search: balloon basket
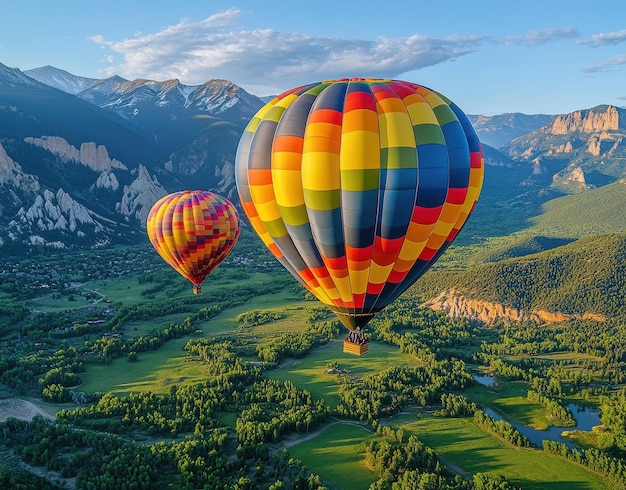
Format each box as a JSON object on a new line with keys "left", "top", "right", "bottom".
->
{"left": 343, "top": 339, "right": 369, "bottom": 356}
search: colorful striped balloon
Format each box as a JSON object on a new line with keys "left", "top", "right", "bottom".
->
{"left": 146, "top": 190, "right": 240, "bottom": 294}
{"left": 235, "top": 78, "right": 483, "bottom": 330}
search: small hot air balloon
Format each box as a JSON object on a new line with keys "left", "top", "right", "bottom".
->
{"left": 235, "top": 78, "right": 483, "bottom": 354}
{"left": 146, "top": 190, "right": 240, "bottom": 294}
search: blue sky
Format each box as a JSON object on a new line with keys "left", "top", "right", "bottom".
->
{"left": 2, "top": 0, "right": 626, "bottom": 115}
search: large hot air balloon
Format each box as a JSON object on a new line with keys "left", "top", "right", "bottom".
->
{"left": 235, "top": 78, "right": 483, "bottom": 353}
{"left": 146, "top": 190, "right": 240, "bottom": 294}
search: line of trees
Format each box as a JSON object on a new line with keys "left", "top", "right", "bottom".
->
{"left": 433, "top": 393, "right": 479, "bottom": 418}
{"left": 543, "top": 440, "right": 626, "bottom": 487}
{"left": 473, "top": 410, "right": 533, "bottom": 448}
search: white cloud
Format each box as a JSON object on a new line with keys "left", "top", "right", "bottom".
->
{"left": 498, "top": 27, "right": 579, "bottom": 46}
{"left": 583, "top": 54, "right": 626, "bottom": 73}
{"left": 91, "top": 9, "right": 483, "bottom": 93}
{"left": 522, "top": 27, "right": 579, "bottom": 45}
{"left": 578, "top": 29, "right": 626, "bottom": 47}
{"left": 90, "top": 10, "right": 581, "bottom": 95}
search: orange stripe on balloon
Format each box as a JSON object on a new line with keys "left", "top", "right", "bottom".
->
{"left": 346, "top": 245, "right": 373, "bottom": 262}
{"left": 248, "top": 169, "right": 273, "bottom": 186}
{"left": 272, "top": 135, "right": 304, "bottom": 154}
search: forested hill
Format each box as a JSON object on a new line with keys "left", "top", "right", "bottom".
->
{"left": 413, "top": 233, "right": 626, "bottom": 319}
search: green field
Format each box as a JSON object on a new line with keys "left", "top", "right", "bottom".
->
{"left": 265, "top": 339, "right": 421, "bottom": 408}
{"left": 79, "top": 337, "right": 207, "bottom": 394}
{"left": 34, "top": 254, "right": 620, "bottom": 489}
{"left": 287, "top": 422, "right": 379, "bottom": 489}
{"left": 391, "top": 412, "right": 617, "bottom": 490}
{"left": 77, "top": 278, "right": 318, "bottom": 394}
{"left": 464, "top": 380, "right": 554, "bottom": 430}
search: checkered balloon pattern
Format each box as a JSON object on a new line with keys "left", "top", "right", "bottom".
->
{"left": 235, "top": 78, "right": 484, "bottom": 330}
{"left": 146, "top": 190, "right": 240, "bottom": 288}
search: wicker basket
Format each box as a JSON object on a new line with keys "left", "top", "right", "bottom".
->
{"left": 343, "top": 340, "right": 369, "bottom": 356}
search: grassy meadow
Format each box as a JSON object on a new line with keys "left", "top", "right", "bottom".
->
{"left": 78, "top": 336, "right": 207, "bottom": 394}
{"left": 464, "top": 381, "right": 552, "bottom": 430}
{"left": 54, "top": 257, "right": 614, "bottom": 489}
{"left": 265, "top": 339, "right": 420, "bottom": 408}
{"left": 390, "top": 412, "right": 618, "bottom": 490}
{"left": 286, "top": 422, "right": 379, "bottom": 489}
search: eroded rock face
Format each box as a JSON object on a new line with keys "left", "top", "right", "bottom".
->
{"left": 422, "top": 290, "right": 606, "bottom": 325}
{"left": 94, "top": 171, "right": 120, "bottom": 191}
{"left": 566, "top": 167, "right": 587, "bottom": 185}
{"left": 550, "top": 106, "right": 620, "bottom": 135}
{"left": 24, "top": 136, "right": 127, "bottom": 171}
{"left": 17, "top": 188, "right": 96, "bottom": 232}
{"left": 0, "top": 143, "right": 40, "bottom": 192}
{"left": 116, "top": 164, "right": 167, "bottom": 224}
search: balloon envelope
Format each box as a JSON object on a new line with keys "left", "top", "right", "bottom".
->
{"left": 235, "top": 78, "right": 483, "bottom": 329}
{"left": 146, "top": 190, "right": 240, "bottom": 293}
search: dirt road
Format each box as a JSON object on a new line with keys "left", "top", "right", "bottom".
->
{"left": 0, "top": 398, "right": 55, "bottom": 422}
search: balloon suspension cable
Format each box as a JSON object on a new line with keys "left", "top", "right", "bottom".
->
{"left": 331, "top": 309, "right": 376, "bottom": 331}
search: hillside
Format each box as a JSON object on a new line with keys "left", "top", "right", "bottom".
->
{"left": 528, "top": 179, "right": 626, "bottom": 237}
{"left": 413, "top": 233, "right": 626, "bottom": 320}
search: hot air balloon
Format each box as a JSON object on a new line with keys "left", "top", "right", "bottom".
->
{"left": 146, "top": 190, "right": 240, "bottom": 294}
{"left": 235, "top": 78, "right": 483, "bottom": 354}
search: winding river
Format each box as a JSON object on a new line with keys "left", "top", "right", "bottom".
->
{"left": 473, "top": 374, "right": 601, "bottom": 449}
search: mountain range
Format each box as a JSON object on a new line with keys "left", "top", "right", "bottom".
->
{"left": 0, "top": 63, "right": 625, "bottom": 255}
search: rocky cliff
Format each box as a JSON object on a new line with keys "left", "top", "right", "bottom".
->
{"left": 0, "top": 144, "right": 40, "bottom": 193}
{"left": 1, "top": 136, "right": 167, "bottom": 251}
{"left": 116, "top": 164, "right": 167, "bottom": 224}
{"left": 24, "top": 136, "right": 127, "bottom": 172}
{"left": 550, "top": 105, "right": 622, "bottom": 134}
{"left": 422, "top": 290, "right": 606, "bottom": 324}
{"left": 17, "top": 188, "right": 97, "bottom": 233}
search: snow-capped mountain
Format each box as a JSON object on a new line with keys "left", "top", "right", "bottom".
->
{"left": 23, "top": 65, "right": 265, "bottom": 186}
{"left": 25, "top": 65, "right": 100, "bottom": 95}
{"left": 0, "top": 63, "right": 45, "bottom": 89}
{"left": 0, "top": 63, "right": 267, "bottom": 253}
{"left": 25, "top": 65, "right": 263, "bottom": 127}
{"left": 2, "top": 62, "right": 625, "bottom": 256}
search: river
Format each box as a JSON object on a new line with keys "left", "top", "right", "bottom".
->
{"left": 472, "top": 374, "right": 601, "bottom": 449}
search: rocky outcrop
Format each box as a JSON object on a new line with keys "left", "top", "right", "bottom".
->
{"left": 531, "top": 158, "right": 548, "bottom": 175}
{"left": 94, "top": 171, "right": 120, "bottom": 191}
{"left": 422, "top": 290, "right": 606, "bottom": 324}
{"left": 213, "top": 161, "right": 237, "bottom": 199}
{"left": 117, "top": 164, "right": 167, "bottom": 224}
{"left": 24, "top": 136, "right": 127, "bottom": 171}
{"left": 16, "top": 188, "right": 98, "bottom": 233}
{"left": 587, "top": 135, "right": 601, "bottom": 156}
{"left": 565, "top": 167, "right": 588, "bottom": 186}
{"left": 0, "top": 143, "right": 40, "bottom": 192}
{"left": 550, "top": 105, "right": 621, "bottom": 134}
